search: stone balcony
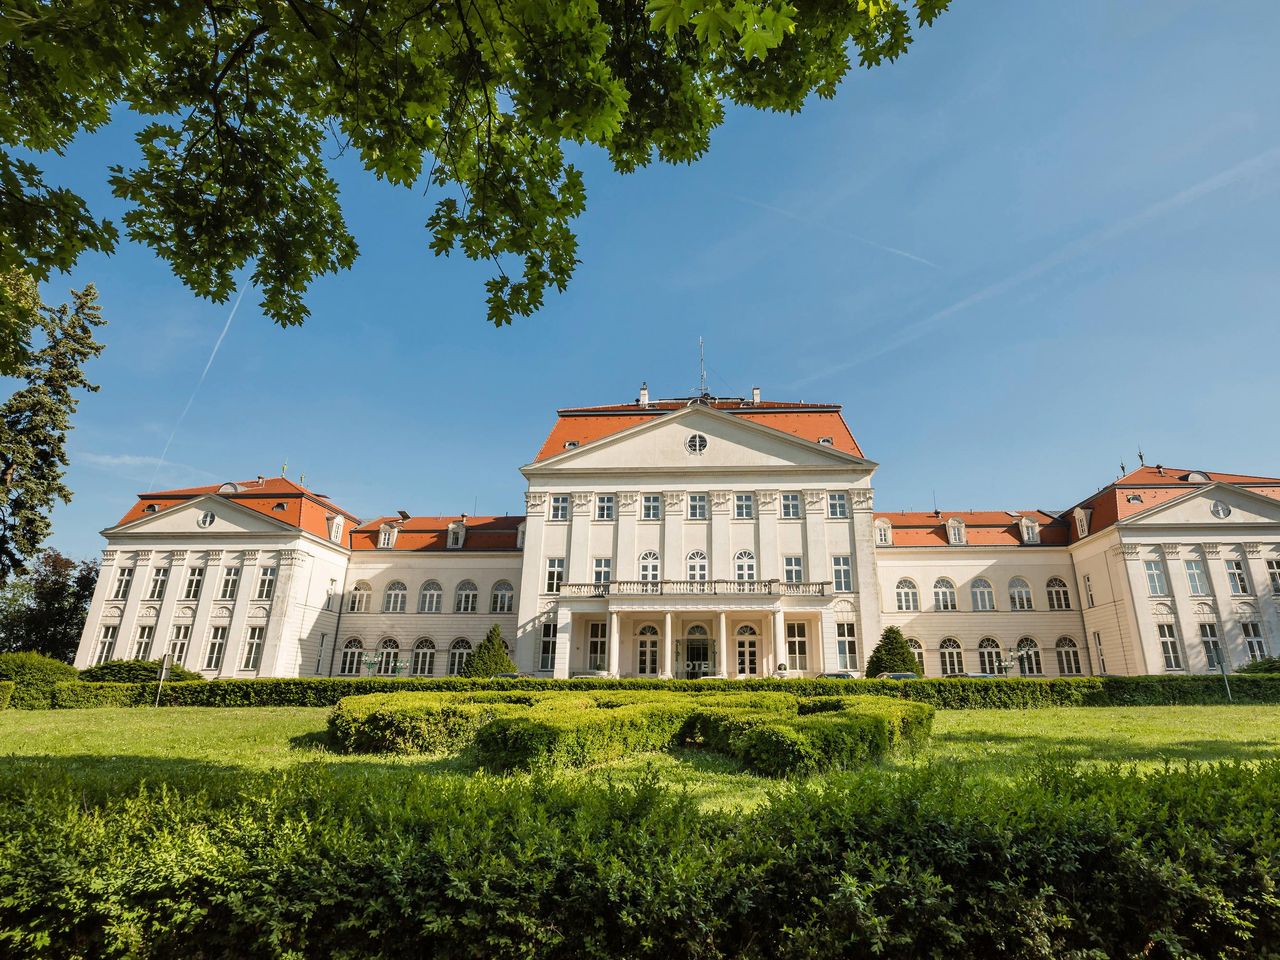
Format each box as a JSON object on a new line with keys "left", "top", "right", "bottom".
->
{"left": 559, "top": 579, "right": 830, "bottom": 598}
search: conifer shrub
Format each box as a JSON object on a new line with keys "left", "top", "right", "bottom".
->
{"left": 864, "top": 626, "right": 920, "bottom": 677}
{"left": 460, "top": 624, "right": 518, "bottom": 677}
{"left": 0, "top": 652, "right": 79, "bottom": 708}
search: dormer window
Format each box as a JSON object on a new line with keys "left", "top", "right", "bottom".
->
{"left": 1184, "top": 471, "right": 1211, "bottom": 483}
{"left": 329, "top": 516, "right": 344, "bottom": 543}
{"left": 1073, "top": 507, "right": 1092, "bottom": 539}
{"left": 516, "top": 521, "right": 527, "bottom": 550}
{"left": 946, "top": 518, "right": 967, "bottom": 545}
{"left": 818, "top": 437, "right": 834, "bottom": 446}
{"left": 447, "top": 521, "right": 465, "bottom": 549}
{"left": 378, "top": 525, "right": 397, "bottom": 549}
{"left": 143, "top": 504, "right": 158, "bottom": 513}
{"left": 875, "top": 519, "right": 892, "bottom": 545}
{"left": 1020, "top": 518, "right": 1040, "bottom": 544}
{"left": 271, "top": 502, "right": 287, "bottom": 511}
{"left": 1126, "top": 494, "right": 1143, "bottom": 504}
{"left": 564, "top": 440, "right": 579, "bottom": 449}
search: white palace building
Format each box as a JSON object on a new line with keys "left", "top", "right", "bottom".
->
{"left": 75, "top": 385, "right": 1280, "bottom": 680}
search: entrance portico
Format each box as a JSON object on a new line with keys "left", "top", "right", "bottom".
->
{"left": 555, "top": 580, "right": 833, "bottom": 678}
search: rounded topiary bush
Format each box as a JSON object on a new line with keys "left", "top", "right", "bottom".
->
{"left": 0, "top": 652, "right": 80, "bottom": 709}
{"left": 79, "top": 659, "right": 205, "bottom": 683}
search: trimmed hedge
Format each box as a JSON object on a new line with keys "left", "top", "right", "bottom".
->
{"left": 0, "top": 758, "right": 1277, "bottom": 958}
{"left": 44, "top": 672, "right": 1280, "bottom": 710}
{"left": 78, "top": 658, "right": 204, "bottom": 683}
{"left": 329, "top": 690, "right": 934, "bottom": 775}
{"left": 0, "top": 681, "right": 13, "bottom": 710}
{"left": 0, "top": 653, "right": 79, "bottom": 709}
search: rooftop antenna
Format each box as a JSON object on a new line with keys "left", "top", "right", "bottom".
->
{"left": 1137, "top": 446, "right": 1145, "bottom": 467}
{"left": 1120, "top": 460, "right": 1127, "bottom": 477}
{"left": 698, "top": 336, "right": 707, "bottom": 396}
{"left": 298, "top": 472, "right": 305, "bottom": 487}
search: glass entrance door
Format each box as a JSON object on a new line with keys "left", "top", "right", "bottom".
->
{"left": 683, "top": 624, "right": 712, "bottom": 678}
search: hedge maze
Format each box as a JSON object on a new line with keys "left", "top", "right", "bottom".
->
{"left": 328, "top": 689, "right": 934, "bottom": 775}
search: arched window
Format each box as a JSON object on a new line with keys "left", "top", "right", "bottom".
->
{"left": 637, "top": 624, "right": 659, "bottom": 675}
{"left": 455, "top": 580, "right": 478, "bottom": 613}
{"left": 1046, "top": 577, "right": 1072, "bottom": 611}
{"left": 1055, "top": 637, "right": 1081, "bottom": 675}
{"left": 348, "top": 582, "right": 371, "bottom": 613}
{"left": 490, "top": 580, "right": 514, "bottom": 614}
{"left": 419, "top": 580, "right": 443, "bottom": 613}
{"left": 638, "top": 551, "right": 661, "bottom": 583}
{"left": 382, "top": 581, "right": 407, "bottom": 613}
{"left": 340, "top": 637, "right": 363, "bottom": 675}
{"left": 736, "top": 624, "right": 759, "bottom": 676}
{"left": 1016, "top": 636, "right": 1042, "bottom": 674}
{"left": 939, "top": 637, "right": 963, "bottom": 675}
{"left": 933, "top": 578, "right": 957, "bottom": 611}
{"left": 687, "top": 550, "right": 708, "bottom": 581}
{"left": 978, "top": 637, "right": 1001, "bottom": 675}
{"left": 906, "top": 638, "right": 924, "bottom": 672}
{"left": 971, "top": 578, "right": 995, "bottom": 612}
{"left": 448, "top": 637, "right": 473, "bottom": 675}
{"left": 1009, "top": 577, "right": 1034, "bottom": 611}
{"left": 637, "top": 624, "right": 660, "bottom": 636}
{"left": 411, "top": 638, "right": 435, "bottom": 676}
{"left": 377, "top": 637, "right": 400, "bottom": 675}
{"left": 735, "top": 550, "right": 756, "bottom": 581}
{"left": 736, "top": 624, "right": 758, "bottom": 635}
{"left": 895, "top": 578, "right": 919, "bottom": 612}
{"left": 687, "top": 624, "right": 708, "bottom": 637}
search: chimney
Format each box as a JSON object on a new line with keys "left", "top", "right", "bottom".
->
{"left": 256, "top": 474, "right": 265, "bottom": 484}
{"left": 751, "top": 386, "right": 761, "bottom": 404}
{"left": 397, "top": 510, "right": 410, "bottom": 521}
{"left": 1156, "top": 464, "right": 1165, "bottom": 477}
{"left": 638, "top": 382, "right": 649, "bottom": 406}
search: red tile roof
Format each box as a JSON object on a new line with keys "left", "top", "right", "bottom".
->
{"left": 115, "top": 477, "right": 360, "bottom": 540}
{"left": 533, "top": 397, "right": 864, "bottom": 461}
{"left": 350, "top": 515, "right": 525, "bottom": 552}
{"left": 1068, "top": 465, "right": 1280, "bottom": 541}
{"left": 874, "top": 510, "right": 1068, "bottom": 547}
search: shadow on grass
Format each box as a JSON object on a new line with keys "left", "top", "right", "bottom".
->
{"left": 929, "top": 729, "right": 1280, "bottom": 767}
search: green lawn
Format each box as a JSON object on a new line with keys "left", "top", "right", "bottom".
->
{"left": 3, "top": 705, "right": 1279, "bottom": 811}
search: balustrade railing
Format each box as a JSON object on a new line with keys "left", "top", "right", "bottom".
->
{"left": 558, "top": 579, "right": 830, "bottom": 598}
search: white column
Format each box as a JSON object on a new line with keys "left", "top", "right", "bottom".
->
{"left": 663, "top": 611, "right": 673, "bottom": 678}
{"left": 717, "top": 610, "right": 728, "bottom": 677}
{"left": 773, "top": 608, "right": 786, "bottom": 675}
{"left": 608, "top": 610, "right": 621, "bottom": 676}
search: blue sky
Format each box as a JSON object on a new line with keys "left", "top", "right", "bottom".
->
{"left": 28, "top": 0, "right": 1280, "bottom": 558}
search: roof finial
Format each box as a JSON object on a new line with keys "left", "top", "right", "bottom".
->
{"left": 1137, "top": 447, "right": 1145, "bottom": 467}
{"left": 1120, "top": 460, "right": 1127, "bottom": 477}
{"left": 281, "top": 458, "right": 288, "bottom": 477}
{"left": 698, "top": 336, "right": 707, "bottom": 396}
{"left": 298, "top": 472, "right": 305, "bottom": 487}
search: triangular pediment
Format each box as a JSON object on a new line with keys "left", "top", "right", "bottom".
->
{"left": 110, "top": 495, "right": 297, "bottom": 536}
{"left": 524, "top": 405, "right": 875, "bottom": 474}
{"left": 1120, "top": 483, "right": 1280, "bottom": 528}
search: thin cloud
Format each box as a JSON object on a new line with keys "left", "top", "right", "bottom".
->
{"left": 791, "top": 144, "right": 1280, "bottom": 387}
{"left": 725, "top": 193, "right": 940, "bottom": 269}
{"left": 80, "top": 452, "right": 218, "bottom": 482}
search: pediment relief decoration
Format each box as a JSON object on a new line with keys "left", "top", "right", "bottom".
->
{"left": 524, "top": 492, "right": 547, "bottom": 512}
{"left": 851, "top": 489, "right": 874, "bottom": 510}
{"left": 102, "top": 550, "right": 117, "bottom": 564}
{"left": 104, "top": 605, "right": 123, "bottom": 620}
{"left": 242, "top": 551, "right": 259, "bottom": 563}
{"left": 664, "top": 490, "right": 686, "bottom": 510}
{"left": 572, "top": 492, "right": 593, "bottom": 510}
{"left": 1111, "top": 544, "right": 1139, "bottom": 560}
{"left": 616, "top": 491, "right": 638, "bottom": 510}
{"left": 804, "top": 489, "right": 825, "bottom": 508}
{"left": 1203, "top": 543, "right": 1221, "bottom": 558}
{"left": 1161, "top": 543, "right": 1181, "bottom": 559}
{"left": 135, "top": 550, "right": 152, "bottom": 563}
{"left": 711, "top": 490, "right": 732, "bottom": 509}
{"left": 205, "top": 550, "right": 222, "bottom": 564}
{"left": 249, "top": 606, "right": 270, "bottom": 619}
{"left": 213, "top": 606, "right": 233, "bottom": 619}
{"left": 176, "top": 606, "right": 196, "bottom": 620}
{"left": 832, "top": 599, "right": 857, "bottom": 615}
{"left": 755, "top": 490, "right": 777, "bottom": 509}
{"left": 169, "top": 550, "right": 187, "bottom": 564}
{"left": 1244, "top": 542, "right": 1262, "bottom": 557}
{"left": 140, "top": 606, "right": 158, "bottom": 619}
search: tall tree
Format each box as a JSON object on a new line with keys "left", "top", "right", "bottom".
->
{"left": 1, "top": 0, "right": 949, "bottom": 339}
{"left": 865, "top": 625, "right": 919, "bottom": 677}
{"left": 0, "top": 548, "right": 99, "bottom": 662}
{"left": 0, "top": 278, "right": 105, "bottom": 582}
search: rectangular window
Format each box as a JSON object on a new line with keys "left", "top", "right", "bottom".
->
{"left": 687, "top": 494, "right": 707, "bottom": 520}
{"left": 256, "top": 567, "right": 277, "bottom": 601}
{"left": 539, "top": 622, "right": 558, "bottom": 672}
{"left": 111, "top": 566, "right": 134, "bottom": 601}
{"left": 1269, "top": 560, "right": 1280, "bottom": 594}
{"left": 219, "top": 566, "right": 240, "bottom": 601}
{"left": 587, "top": 622, "right": 608, "bottom": 672}
{"left": 687, "top": 552, "right": 707, "bottom": 581}
{"left": 133, "top": 625, "right": 155, "bottom": 661}
{"left": 785, "top": 622, "right": 807, "bottom": 672}
{"left": 593, "top": 558, "right": 612, "bottom": 585}
{"left": 836, "top": 622, "right": 856, "bottom": 670}
{"left": 94, "top": 626, "right": 118, "bottom": 666}
{"left": 242, "top": 626, "right": 265, "bottom": 671}
{"left": 827, "top": 492, "right": 848, "bottom": 518}
{"left": 642, "top": 495, "right": 661, "bottom": 520}
{"left": 1243, "top": 621, "right": 1266, "bottom": 662}
{"left": 1158, "top": 623, "right": 1182, "bottom": 670}
{"left": 734, "top": 494, "right": 754, "bottom": 519}
{"left": 147, "top": 567, "right": 169, "bottom": 601}
{"left": 1185, "top": 560, "right": 1210, "bottom": 596}
{"left": 183, "top": 567, "right": 204, "bottom": 601}
{"left": 638, "top": 636, "right": 659, "bottom": 675}
{"left": 545, "top": 558, "right": 565, "bottom": 594}
{"left": 832, "top": 556, "right": 852, "bottom": 593}
{"left": 1225, "top": 559, "right": 1250, "bottom": 595}
{"left": 1200, "top": 622, "right": 1223, "bottom": 669}
{"left": 1145, "top": 560, "right": 1168, "bottom": 597}
{"left": 783, "top": 556, "right": 803, "bottom": 584}
{"left": 204, "top": 626, "right": 227, "bottom": 670}
{"left": 1084, "top": 574, "right": 1095, "bottom": 608}
{"left": 168, "top": 624, "right": 191, "bottom": 665}
{"left": 876, "top": 524, "right": 890, "bottom": 545}
{"left": 595, "top": 495, "right": 614, "bottom": 521}
{"left": 1092, "top": 631, "right": 1107, "bottom": 674}
{"left": 780, "top": 493, "right": 802, "bottom": 519}
{"left": 736, "top": 635, "right": 758, "bottom": 676}
{"left": 324, "top": 581, "right": 336, "bottom": 611}
{"left": 550, "top": 495, "right": 570, "bottom": 521}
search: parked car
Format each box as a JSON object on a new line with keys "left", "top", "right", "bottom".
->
{"left": 818, "top": 671, "right": 859, "bottom": 680}
{"left": 951, "top": 672, "right": 998, "bottom": 678}
{"left": 875, "top": 672, "right": 919, "bottom": 680}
